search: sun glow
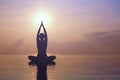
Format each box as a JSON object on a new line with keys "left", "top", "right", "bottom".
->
{"left": 34, "top": 13, "right": 50, "bottom": 26}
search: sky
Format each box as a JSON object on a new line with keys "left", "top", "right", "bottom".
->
{"left": 0, "top": 0, "right": 120, "bottom": 55}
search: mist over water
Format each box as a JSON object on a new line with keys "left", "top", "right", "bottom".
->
{"left": 0, "top": 54, "right": 120, "bottom": 80}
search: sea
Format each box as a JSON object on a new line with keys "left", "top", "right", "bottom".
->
{"left": 0, "top": 54, "right": 120, "bottom": 80}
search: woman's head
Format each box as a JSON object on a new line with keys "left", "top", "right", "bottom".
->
{"left": 39, "top": 33, "right": 45, "bottom": 40}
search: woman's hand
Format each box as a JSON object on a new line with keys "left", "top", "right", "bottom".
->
{"left": 40, "top": 21, "right": 44, "bottom": 26}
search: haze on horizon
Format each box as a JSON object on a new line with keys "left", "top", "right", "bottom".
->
{"left": 0, "top": 0, "right": 120, "bottom": 55}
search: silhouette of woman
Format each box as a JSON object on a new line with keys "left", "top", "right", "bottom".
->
{"left": 28, "top": 21, "right": 56, "bottom": 64}
{"left": 37, "top": 21, "right": 47, "bottom": 60}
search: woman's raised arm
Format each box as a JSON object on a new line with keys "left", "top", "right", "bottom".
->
{"left": 42, "top": 22, "right": 48, "bottom": 42}
{"left": 37, "top": 23, "right": 42, "bottom": 41}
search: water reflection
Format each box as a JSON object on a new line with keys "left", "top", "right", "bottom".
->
{"left": 28, "top": 61, "right": 56, "bottom": 80}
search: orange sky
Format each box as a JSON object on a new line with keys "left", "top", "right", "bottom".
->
{"left": 0, "top": 0, "right": 120, "bottom": 55}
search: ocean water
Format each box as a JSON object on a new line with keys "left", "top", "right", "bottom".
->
{"left": 0, "top": 54, "right": 120, "bottom": 80}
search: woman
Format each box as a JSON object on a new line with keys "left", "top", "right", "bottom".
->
{"left": 28, "top": 21, "right": 56, "bottom": 64}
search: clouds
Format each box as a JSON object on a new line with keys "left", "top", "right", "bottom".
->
{"left": 47, "top": 29, "right": 120, "bottom": 55}
{"left": 86, "top": 29, "right": 120, "bottom": 43}
{"left": 0, "top": 39, "right": 24, "bottom": 54}
{"left": 8, "top": 39, "right": 24, "bottom": 54}
{"left": 86, "top": 29, "right": 120, "bottom": 54}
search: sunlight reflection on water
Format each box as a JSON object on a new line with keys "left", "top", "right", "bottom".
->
{"left": 0, "top": 54, "right": 120, "bottom": 80}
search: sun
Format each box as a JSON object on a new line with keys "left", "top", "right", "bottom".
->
{"left": 34, "top": 13, "right": 50, "bottom": 26}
